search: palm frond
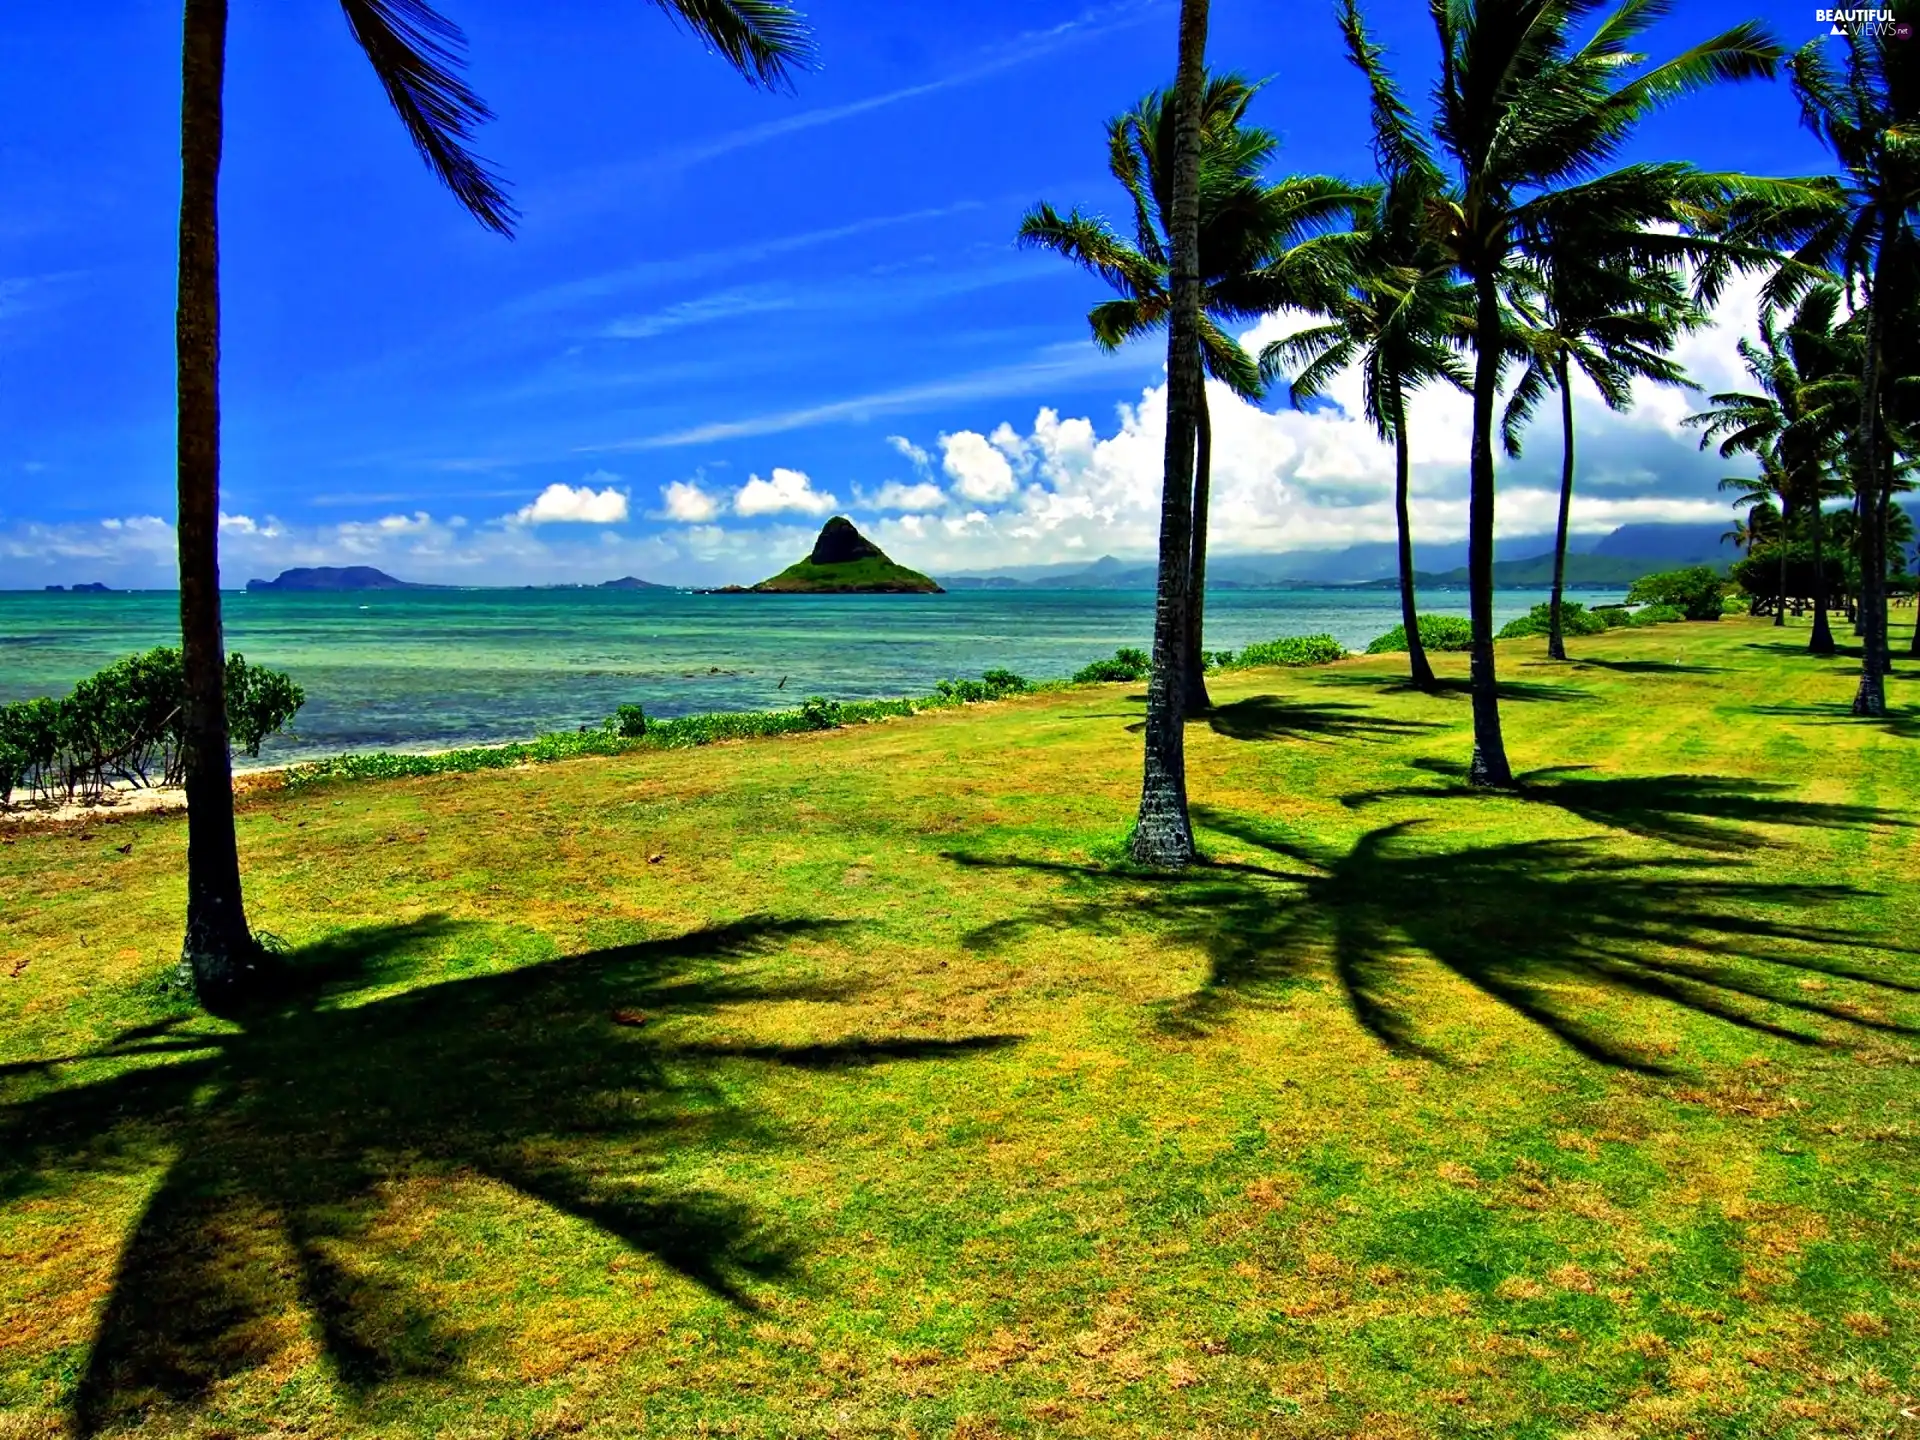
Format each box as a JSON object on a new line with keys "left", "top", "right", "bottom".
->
{"left": 340, "top": 0, "right": 516, "bottom": 234}
{"left": 642, "top": 0, "right": 815, "bottom": 89}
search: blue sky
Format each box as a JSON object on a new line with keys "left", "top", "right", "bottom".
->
{"left": 0, "top": 0, "right": 1840, "bottom": 587}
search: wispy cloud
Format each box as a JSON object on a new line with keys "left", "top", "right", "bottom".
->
{"left": 583, "top": 344, "right": 1163, "bottom": 452}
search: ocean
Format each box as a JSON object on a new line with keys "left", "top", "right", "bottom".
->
{"left": 0, "top": 586, "right": 1619, "bottom": 764}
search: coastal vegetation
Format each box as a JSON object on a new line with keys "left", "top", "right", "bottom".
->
{"left": 741, "top": 518, "right": 944, "bottom": 594}
{"left": 4, "top": 617, "right": 1916, "bottom": 1436}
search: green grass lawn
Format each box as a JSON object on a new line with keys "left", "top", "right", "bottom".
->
{"left": 2, "top": 616, "right": 1916, "bottom": 1439}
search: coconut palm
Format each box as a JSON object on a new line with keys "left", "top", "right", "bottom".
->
{"left": 1340, "top": 0, "right": 1785, "bottom": 786}
{"left": 1259, "top": 175, "right": 1469, "bottom": 690}
{"left": 1781, "top": 9, "right": 1919, "bottom": 705}
{"left": 172, "top": 0, "right": 811, "bottom": 1008}
{"left": 1125, "top": 0, "right": 1210, "bottom": 868}
{"left": 1501, "top": 255, "right": 1702, "bottom": 659}
{"left": 1018, "top": 76, "right": 1362, "bottom": 712}
{"left": 1686, "top": 286, "right": 1854, "bottom": 654}
{"left": 1719, "top": 467, "right": 1789, "bottom": 620}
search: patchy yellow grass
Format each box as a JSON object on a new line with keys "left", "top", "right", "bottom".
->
{"left": 1, "top": 615, "right": 1916, "bottom": 1437}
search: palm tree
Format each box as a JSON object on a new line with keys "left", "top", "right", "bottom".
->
{"left": 1128, "top": 0, "right": 1209, "bottom": 868}
{"left": 1686, "top": 286, "right": 1854, "bottom": 654}
{"left": 1719, "top": 468, "right": 1788, "bottom": 619}
{"left": 1260, "top": 175, "right": 1469, "bottom": 690}
{"left": 1018, "top": 77, "right": 1362, "bottom": 712}
{"left": 1340, "top": 0, "right": 1784, "bottom": 786}
{"left": 173, "top": 0, "right": 811, "bottom": 1007}
{"left": 1783, "top": 10, "right": 1918, "bottom": 707}
{"left": 1502, "top": 256, "right": 1702, "bottom": 659}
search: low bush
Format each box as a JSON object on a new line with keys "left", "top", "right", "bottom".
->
{"left": 1630, "top": 604, "right": 1686, "bottom": 626}
{"left": 933, "top": 669, "right": 1031, "bottom": 704}
{"left": 800, "top": 696, "right": 843, "bottom": 730}
{"left": 1591, "top": 605, "right": 1633, "bottom": 629}
{"left": 1626, "top": 566, "right": 1726, "bottom": 621}
{"left": 605, "top": 703, "right": 648, "bottom": 739}
{"left": 1364, "top": 614, "right": 1474, "bottom": 654}
{"left": 1496, "top": 601, "right": 1610, "bottom": 640}
{"left": 1216, "top": 633, "right": 1346, "bottom": 670}
{"left": 1072, "top": 647, "right": 1152, "bottom": 684}
{"left": 1, "top": 647, "right": 303, "bottom": 807}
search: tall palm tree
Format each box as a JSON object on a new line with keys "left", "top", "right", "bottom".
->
{"left": 173, "top": 0, "right": 811, "bottom": 1007}
{"left": 1686, "top": 286, "right": 1854, "bottom": 655}
{"left": 1341, "top": 0, "right": 1783, "bottom": 787}
{"left": 1719, "top": 466, "right": 1789, "bottom": 620}
{"left": 1128, "top": 0, "right": 1209, "bottom": 868}
{"left": 1502, "top": 256, "right": 1701, "bottom": 659}
{"left": 1260, "top": 175, "right": 1469, "bottom": 690}
{"left": 1782, "top": 8, "right": 1918, "bottom": 708}
{"left": 1018, "top": 77, "right": 1362, "bottom": 712}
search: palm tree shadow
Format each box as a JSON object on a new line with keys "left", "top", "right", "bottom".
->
{"left": 1747, "top": 701, "right": 1920, "bottom": 741}
{"left": 1115, "top": 695, "right": 1444, "bottom": 743}
{"left": 1565, "top": 658, "right": 1727, "bottom": 675}
{"left": 950, "top": 809, "right": 1914, "bottom": 1072}
{"left": 1310, "top": 673, "right": 1596, "bottom": 703}
{"left": 1342, "top": 757, "right": 1912, "bottom": 853}
{"left": 0, "top": 915, "right": 1019, "bottom": 1434}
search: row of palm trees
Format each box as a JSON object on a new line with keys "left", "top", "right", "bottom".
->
{"left": 1026, "top": 0, "right": 1914, "bottom": 866}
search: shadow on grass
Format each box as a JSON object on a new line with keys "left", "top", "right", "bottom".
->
{"left": 1309, "top": 673, "right": 1596, "bottom": 704}
{"left": 1341, "top": 758, "right": 1910, "bottom": 853}
{"left": 1114, "top": 695, "right": 1444, "bottom": 744}
{"left": 1563, "top": 658, "right": 1727, "bottom": 676}
{"left": 0, "top": 915, "right": 1018, "bottom": 1434}
{"left": 1747, "top": 701, "right": 1920, "bottom": 741}
{"left": 951, "top": 808, "right": 1913, "bottom": 1071}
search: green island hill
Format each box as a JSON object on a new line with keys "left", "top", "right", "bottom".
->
{"left": 728, "top": 515, "right": 944, "bottom": 593}
{"left": 3, "top": 613, "right": 1917, "bottom": 1436}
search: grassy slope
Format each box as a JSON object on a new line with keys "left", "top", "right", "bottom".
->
{"left": 754, "top": 556, "right": 942, "bottom": 592}
{"left": 1, "top": 617, "right": 1916, "bottom": 1439}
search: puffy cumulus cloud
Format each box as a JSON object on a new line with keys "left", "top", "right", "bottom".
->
{"left": 940, "top": 430, "right": 1018, "bottom": 503}
{"left": 856, "top": 480, "right": 947, "bottom": 512}
{"left": 657, "top": 478, "right": 723, "bottom": 523}
{"left": 733, "top": 466, "right": 837, "bottom": 517}
{"left": 218, "top": 512, "right": 282, "bottom": 538}
{"left": 513, "top": 475, "right": 631, "bottom": 525}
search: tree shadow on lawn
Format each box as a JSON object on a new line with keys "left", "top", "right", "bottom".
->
{"left": 1747, "top": 701, "right": 1920, "bottom": 741}
{"left": 1341, "top": 758, "right": 1911, "bottom": 854}
{"left": 0, "top": 915, "right": 1019, "bottom": 1435}
{"left": 951, "top": 809, "right": 1915, "bottom": 1071}
{"left": 1309, "top": 673, "right": 1597, "bottom": 704}
{"left": 1562, "top": 657, "right": 1727, "bottom": 676}
{"left": 1112, "top": 696, "right": 1444, "bottom": 744}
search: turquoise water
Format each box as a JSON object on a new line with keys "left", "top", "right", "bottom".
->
{"left": 0, "top": 587, "right": 1617, "bottom": 764}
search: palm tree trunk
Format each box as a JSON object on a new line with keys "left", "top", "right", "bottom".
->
{"left": 1808, "top": 494, "right": 1835, "bottom": 655}
{"left": 1183, "top": 385, "right": 1213, "bottom": 714}
{"left": 177, "top": 0, "right": 262, "bottom": 1009}
{"left": 1130, "top": 0, "right": 1207, "bottom": 867}
{"left": 1390, "top": 384, "right": 1434, "bottom": 689}
{"left": 1547, "top": 352, "right": 1575, "bottom": 663}
{"left": 1465, "top": 270, "right": 1513, "bottom": 788}
{"left": 1774, "top": 511, "right": 1788, "bottom": 626}
{"left": 1852, "top": 242, "right": 1890, "bottom": 716}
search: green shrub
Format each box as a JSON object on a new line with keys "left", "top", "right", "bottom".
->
{"left": 1626, "top": 566, "right": 1726, "bottom": 621}
{"left": 1364, "top": 614, "right": 1474, "bottom": 654}
{"left": 0, "top": 647, "right": 302, "bottom": 805}
{"left": 1591, "top": 605, "right": 1632, "bottom": 629}
{"left": 1630, "top": 603, "right": 1686, "bottom": 626}
{"left": 979, "top": 668, "right": 1031, "bottom": 694}
{"left": 933, "top": 669, "right": 1032, "bottom": 704}
{"left": 800, "top": 696, "right": 844, "bottom": 730}
{"left": 1496, "top": 601, "right": 1609, "bottom": 640}
{"left": 1072, "top": 647, "right": 1152, "bottom": 684}
{"left": 1217, "top": 633, "right": 1346, "bottom": 670}
{"left": 606, "top": 703, "right": 648, "bottom": 738}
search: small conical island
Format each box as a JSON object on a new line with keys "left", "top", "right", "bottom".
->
{"left": 743, "top": 516, "right": 943, "bottom": 593}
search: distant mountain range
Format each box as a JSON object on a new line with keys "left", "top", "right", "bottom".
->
{"left": 936, "top": 521, "right": 1741, "bottom": 591}
{"left": 244, "top": 567, "right": 674, "bottom": 593}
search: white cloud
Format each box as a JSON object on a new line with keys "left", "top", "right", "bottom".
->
{"left": 658, "top": 478, "right": 723, "bottom": 522}
{"left": 219, "top": 512, "right": 282, "bottom": 538}
{"left": 733, "top": 466, "right": 838, "bottom": 517}
{"left": 886, "top": 434, "right": 932, "bottom": 472}
{"left": 940, "top": 430, "right": 1018, "bottom": 502}
{"left": 857, "top": 480, "right": 947, "bottom": 512}
{"left": 514, "top": 477, "right": 630, "bottom": 525}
